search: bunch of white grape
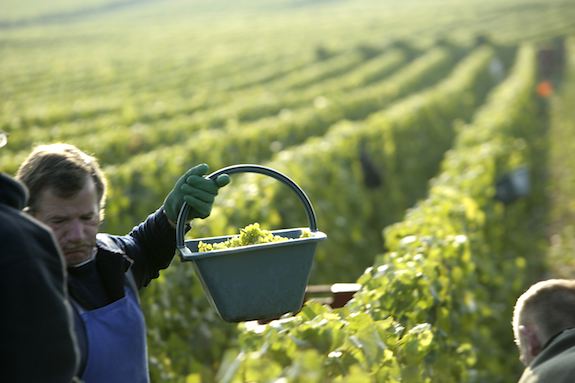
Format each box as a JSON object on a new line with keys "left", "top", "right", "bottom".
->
{"left": 198, "top": 223, "right": 311, "bottom": 252}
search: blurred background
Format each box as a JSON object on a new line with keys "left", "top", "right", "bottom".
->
{"left": 2, "top": 0, "right": 575, "bottom": 382}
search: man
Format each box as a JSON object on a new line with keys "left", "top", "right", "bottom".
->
{"left": 1, "top": 134, "right": 79, "bottom": 382}
{"left": 16, "top": 143, "right": 230, "bottom": 383}
{"left": 512, "top": 278, "right": 575, "bottom": 382}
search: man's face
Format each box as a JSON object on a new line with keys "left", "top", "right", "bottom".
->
{"left": 32, "top": 177, "right": 100, "bottom": 266}
{"left": 518, "top": 338, "right": 531, "bottom": 366}
{"left": 517, "top": 324, "right": 540, "bottom": 366}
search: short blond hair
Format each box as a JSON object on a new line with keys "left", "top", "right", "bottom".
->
{"left": 513, "top": 279, "right": 575, "bottom": 346}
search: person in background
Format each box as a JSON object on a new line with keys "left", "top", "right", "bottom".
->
{"left": 16, "top": 143, "right": 230, "bottom": 383}
{"left": 0, "top": 133, "right": 80, "bottom": 382}
{"left": 513, "top": 278, "right": 575, "bottom": 382}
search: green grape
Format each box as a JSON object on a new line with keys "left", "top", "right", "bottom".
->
{"left": 198, "top": 223, "right": 311, "bottom": 252}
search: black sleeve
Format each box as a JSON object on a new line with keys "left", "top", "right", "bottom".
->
{"left": 109, "top": 207, "right": 180, "bottom": 289}
{"left": 0, "top": 209, "right": 79, "bottom": 383}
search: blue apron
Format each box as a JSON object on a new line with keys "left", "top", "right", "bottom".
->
{"left": 77, "top": 284, "right": 149, "bottom": 383}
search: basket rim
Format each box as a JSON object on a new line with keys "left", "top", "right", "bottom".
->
{"left": 181, "top": 227, "right": 326, "bottom": 260}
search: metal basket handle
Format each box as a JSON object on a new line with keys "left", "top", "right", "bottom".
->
{"left": 176, "top": 164, "right": 319, "bottom": 257}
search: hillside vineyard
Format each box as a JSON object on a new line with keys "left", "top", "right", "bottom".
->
{"left": 1, "top": 0, "right": 574, "bottom": 381}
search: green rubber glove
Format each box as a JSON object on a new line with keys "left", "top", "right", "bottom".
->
{"left": 163, "top": 163, "right": 230, "bottom": 224}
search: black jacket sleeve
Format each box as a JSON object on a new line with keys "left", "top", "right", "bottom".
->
{"left": 105, "top": 207, "right": 179, "bottom": 289}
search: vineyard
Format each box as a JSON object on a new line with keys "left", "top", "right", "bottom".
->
{"left": 2, "top": 0, "right": 575, "bottom": 382}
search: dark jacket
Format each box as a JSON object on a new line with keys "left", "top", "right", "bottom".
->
{"left": 68, "top": 207, "right": 177, "bottom": 310}
{"left": 518, "top": 328, "right": 575, "bottom": 382}
{"left": 68, "top": 207, "right": 179, "bottom": 375}
{"left": 0, "top": 173, "right": 79, "bottom": 382}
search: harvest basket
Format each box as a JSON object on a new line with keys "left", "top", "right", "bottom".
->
{"left": 176, "top": 164, "right": 327, "bottom": 322}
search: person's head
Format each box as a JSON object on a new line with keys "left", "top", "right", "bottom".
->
{"left": 512, "top": 279, "right": 575, "bottom": 366}
{"left": 16, "top": 143, "right": 107, "bottom": 266}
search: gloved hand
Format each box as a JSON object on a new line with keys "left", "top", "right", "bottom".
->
{"left": 163, "top": 163, "right": 230, "bottom": 224}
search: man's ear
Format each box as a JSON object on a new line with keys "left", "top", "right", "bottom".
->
{"left": 519, "top": 325, "right": 542, "bottom": 365}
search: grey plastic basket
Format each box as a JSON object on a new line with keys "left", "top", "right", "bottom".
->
{"left": 176, "top": 164, "right": 327, "bottom": 322}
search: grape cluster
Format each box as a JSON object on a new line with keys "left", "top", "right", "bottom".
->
{"left": 198, "top": 223, "right": 311, "bottom": 252}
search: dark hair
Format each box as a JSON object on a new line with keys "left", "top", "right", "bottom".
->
{"left": 16, "top": 143, "right": 107, "bottom": 217}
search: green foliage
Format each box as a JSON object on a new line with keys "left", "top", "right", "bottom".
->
{"left": 96, "top": 44, "right": 460, "bottom": 236}
{"left": 222, "top": 43, "right": 546, "bottom": 382}
{"left": 1, "top": 1, "right": 571, "bottom": 381}
{"left": 140, "top": 43, "right": 502, "bottom": 381}
{"left": 546, "top": 36, "right": 575, "bottom": 277}
{"left": 197, "top": 223, "right": 310, "bottom": 252}
{"left": 210, "top": 45, "right": 498, "bottom": 284}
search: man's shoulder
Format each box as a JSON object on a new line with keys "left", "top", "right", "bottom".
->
{"left": 526, "top": 354, "right": 575, "bottom": 383}
{"left": 96, "top": 233, "right": 125, "bottom": 254}
{"left": 526, "top": 331, "right": 575, "bottom": 383}
{"left": 95, "top": 233, "right": 136, "bottom": 272}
